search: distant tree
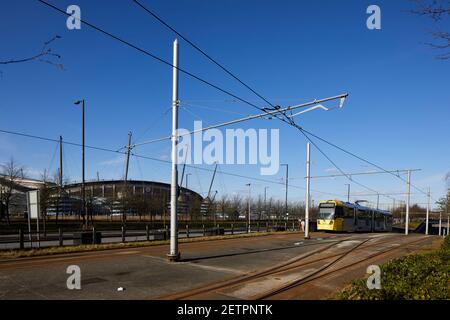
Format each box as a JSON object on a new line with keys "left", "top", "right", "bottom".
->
{"left": 436, "top": 189, "right": 450, "bottom": 213}
{"left": 51, "top": 170, "right": 68, "bottom": 224}
{"left": 189, "top": 197, "right": 202, "bottom": 221}
{"left": 255, "top": 195, "right": 264, "bottom": 220}
{"left": 218, "top": 195, "right": 229, "bottom": 220}
{"left": 410, "top": 0, "right": 450, "bottom": 59}
{"left": 0, "top": 158, "right": 23, "bottom": 224}
{"left": 38, "top": 170, "right": 53, "bottom": 235}
{"left": 229, "top": 194, "right": 243, "bottom": 221}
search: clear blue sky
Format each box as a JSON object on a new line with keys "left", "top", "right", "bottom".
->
{"left": 1, "top": 0, "right": 449, "bottom": 210}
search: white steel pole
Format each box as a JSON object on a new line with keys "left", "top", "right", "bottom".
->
{"left": 425, "top": 187, "right": 430, "bottom": 235}
{"left": 305, "top": 142, "right": 311, "bottom": 239}
{"left": 247, "top": 183, "right": 251, "bottom": 233}
{"left": 447, "top": 214, "right": 449, "bottom": 237}
{"left": 405, "top": 170, "right": 411, "bottom": 235}
{"left": 168, "top": 39, "right": 180, "bottom": 261}
{"left": 447, "top": 193, "right": 449, "bottom": 237}
{"left": 439, "top": 211, "right": 442, "bottom": 236}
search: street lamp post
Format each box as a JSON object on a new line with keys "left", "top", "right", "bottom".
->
{"left": 74, "top": 99, "right": 86, "bottom": 227}
{"left": 264, "top": 187, "right": 268, "bottom": 220}
{"left": 281, "top": 164, "right": 289, "bottom": 223}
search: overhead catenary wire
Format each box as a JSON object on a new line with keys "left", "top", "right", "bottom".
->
{"left": 132, "top": 93, "right": 348, "bottom": 148}
{"left": 299, "top": 128, "right": 438, "bottom": 202}
{"left": 118, "top": 2, "right": 399, "bottom": 204}
{"left": 132, "top": 0, "right": 276, "bottom": 110}
{"left": 130, "top": 0, "right": 395, "bottom": 202}
{"left": 181, "top": 102, "right": 248, "bottom": 117}
{"left": 0, "top": 128, "right": 344, "bottom": 198}
{"left": 37, "top": 0, "right": 270, "bottom": 115}
{"left": 46, "top": 141, "right": 59, "bottom": 177}
{"left": 132, "top": 105, "right": 172, "bottom": 145}
{"left": 37, "top": 0, "right": 355, "bottom": 201}
{"left": 38, "top": 0, "right": 436, "bottom": 204}
{"left": 37, "top": 0, "right": 322, "bottom": 145}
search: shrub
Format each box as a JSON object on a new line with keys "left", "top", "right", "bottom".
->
{"left": 339, "top": 236, "right": 450, "bottom": 300}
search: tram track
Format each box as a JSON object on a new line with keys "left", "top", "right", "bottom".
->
{"left": 159, "top": 236, "right": 356, "bottom": 299}
{"left": 255, "top": 235, "right": 431, "bottom": 300}
{"left": 160, "top": 234, "right": 420, "bottom": 300}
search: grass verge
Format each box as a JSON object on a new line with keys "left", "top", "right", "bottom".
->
{"left": 337, "top": 236, "right": 450, "bottom": 300}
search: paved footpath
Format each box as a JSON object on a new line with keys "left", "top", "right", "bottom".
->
{"left": 0, "top": 232, "right": 436, "bottom": 299}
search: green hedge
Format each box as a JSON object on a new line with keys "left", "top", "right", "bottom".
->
{"left": 339, "top": 236, "right": 450, "bottom": 300}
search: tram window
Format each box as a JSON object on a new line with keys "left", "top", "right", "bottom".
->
{"left": 334, "top": 206, "right": 344, "bottom": 218}
{"left": 375, "top": 212, "right": 379, "bottom": 221}
{"left": 357, "top": 209, "right": 365, "bottom": 219}
{"left": 318, "top": 204, "right": 335, "bottom": 220}
{"left": 343, "top": 207, "right": 354, "bottom": 218}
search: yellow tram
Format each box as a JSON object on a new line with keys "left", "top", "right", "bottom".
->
{"left": 317, "top": 200, "right": 393, "bottom": 232}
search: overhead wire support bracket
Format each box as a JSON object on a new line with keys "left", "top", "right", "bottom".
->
{"left": 131, "top": 93, "right": 348, "bottom": 148}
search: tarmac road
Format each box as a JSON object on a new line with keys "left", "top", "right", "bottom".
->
{"left": 0, "top": 232, "right": 436, "bottom": 300}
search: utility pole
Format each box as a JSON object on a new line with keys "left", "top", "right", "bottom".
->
{"left": 168, "top": 39, "right": 180, "bottom": 262}
{"left": 122, "top": 131, "right": 132, "bottom": 224}
{"left": 246, "top": 183, "right": 251, "bottom": 233}
{"left": 426, "top": 187, "right": 430, "bottom": 235}
{"left": 305, "top": 143, "right": 311, "bottom": 239}
{"left": 59, "top": 136, "right": 63, "bottom": 188}
{"left": 82, "top": 100, "right": 86, "bottom": 226}
{"left": 124, "top": 132, "right": 132, "bottom": 182}
{"left": 58, "top": 135, "right": 63, "bottom": 223}
{"left": 74, "top": 99, "right": 86, "bottom": 227}
{"left": 376, "top": 193, "right": 380, "bottom": 210}
{"left": 405, "top": 170, "right": 411, "bottom": 235}
{"left": 345, "top": 184, "right": 350, "bottom": 202}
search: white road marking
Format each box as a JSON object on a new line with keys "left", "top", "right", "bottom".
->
{"left": 141, "top": 254, "right": 244, "bottom": 275}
